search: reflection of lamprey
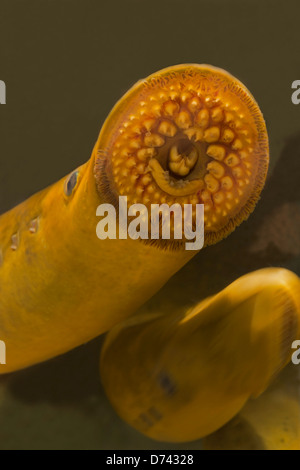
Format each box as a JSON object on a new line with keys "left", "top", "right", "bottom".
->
{"left": 100, "top": 268, "right": 300, "bottom": 443}
{"left": 0, "top": 64, "right": 268, "bottom": 373}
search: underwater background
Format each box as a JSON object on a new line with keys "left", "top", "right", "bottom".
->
{"left": 0, "top": 0, "right": 299, "bottom": 450}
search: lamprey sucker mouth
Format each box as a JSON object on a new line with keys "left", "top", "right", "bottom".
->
{"left": 95, "top": 64, "right": 269, "bottom": 246}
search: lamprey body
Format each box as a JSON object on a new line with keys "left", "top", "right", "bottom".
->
{"left": 101, "top": 268, "right": 300, "bottom": 442}
{"left": 0, "top": 65, "right": 268, "bottom": 372}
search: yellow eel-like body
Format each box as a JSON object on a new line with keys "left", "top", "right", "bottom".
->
{"left": 0, "top": 64, "right": 268, "bottom": 373}
{"left": 100, "top": 268, "right": 300, "bottom": 444}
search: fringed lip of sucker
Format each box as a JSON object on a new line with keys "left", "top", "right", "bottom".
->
{"left": 94, "top": 64, "right": 269, "bottom": 247}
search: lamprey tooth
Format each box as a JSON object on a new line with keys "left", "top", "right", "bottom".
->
{"left": 125, "top": 157, "right": 136, "bottom": 168}
{"left": 149, "top": 159, "right": 204, "bottom": 196}
{"left": 201, "top": 190, "right": 212, "bottom": 202}
{"left": 169, "top": 145, "right": 198, "bottom": 177}
{"left": 204, "top": 127, "right": 221, "bottom": 143}
{"left": 225, "top": 153, "right": 240, "bottom": 167}
{"left": 211, "top": 107, "right": 224, "bottom": 123}
{"left": 204, "top": 174, "right": 220, "bottom": 193}
{"left": 221, "top": 175, "right": 234, "bottom": 190}
{"left": 168, "top": 161, "right": 187, "bottom": 176}
{"left": 239, "top": 150, "right": 248, "bottom": 159}
{"left": 207, "top": 145, "right": 226, "bottom": 161}
{"left": 181, "top": 91, "right": 193, "bottom": 103}
{"left": 141, "top": 174, "right": 152, "bottom": 186}
{"left": 213, "top": 191, "right": 225, "bottom": 204}
{"left": 196, "top": 108, "right": 209, "bottom": 127}
{"left": 168, "top": 161, "right": 190, "bottom": 177}
{"left": 144, "top": 133, "right": 165, "bottom": 147}
{"left": 232, "top": 167, "right": 243, "bottom": 179}
{"left": 158, "top": 120, "right": 177, "bottom": 137}
{"left": 188, "top": 96, "right": 201, "bottom": 112}
{"left": 224, "top": 111, "right": 234, "bottom": 123}
{"left": 221, "top": 128, "right": 235, "bottom": 143}
{"left": 207, "top": 161, "right": 225, "bottom": 179}
{"left": 137, "top": 148, "right": 157, "bottom": 161}
{"left": 129, "top": 137, "right": 142, "bottom": 149}
{"left": 183, "top": 127, "right": 203, "bottom": 142}
{"left": 130, "top": 172, "right": 139, "bottom": 183}
{"left": 146, "top": 183, "right": 156, "bottom": 193}
{"left": 120, "top": 148, "right": 130, "bottom": 157}
{"left": 162, "top": 100, "right": 180, "bottom": 116}
{"left": 136, "top": 162, "right": 147, "bottom": 174}
{"left": 175, "top": 110, "right": 192, "bottom": 129}
{"left": 169, "top": 145, "right": 182, "bottom": 163}
{"left": 143, "top": 118, "right": 156, "bottom": 131}
{"left": 186, "top": 148, "right": 198, "bottom": 167}
{"left": 232, "top": 138, "right": 243, "bottom": 150}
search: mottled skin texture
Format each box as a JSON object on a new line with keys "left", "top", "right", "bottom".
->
{"left": 100, "top": 268, "right": 300, "bottom": 443}
{"left": 0, "top": 64, "right": 268, "bottom": 374}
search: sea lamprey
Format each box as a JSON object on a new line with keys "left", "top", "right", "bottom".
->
{"left": 0, "top": 64, "right": 268, "bottom": 373}
{"left": 98, "top": 64, "right": 269, "bottom": 245}
{"left": 100, "top": 268, "right": 300, "bottom": 443}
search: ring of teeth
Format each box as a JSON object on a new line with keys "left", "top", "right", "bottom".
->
{"left": 106, "top": 68, "right": 267, "bottom": 237}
